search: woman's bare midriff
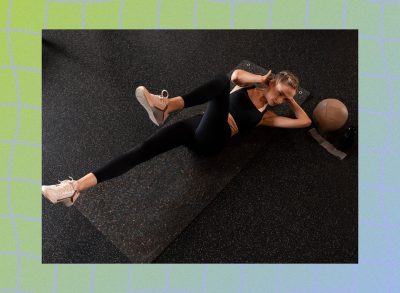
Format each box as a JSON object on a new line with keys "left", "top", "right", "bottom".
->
{"left": 227, "top": 87, "right": 267, "bottom": 137}
{"left": 227, "top": 113, "right": 239, "bottom": 137}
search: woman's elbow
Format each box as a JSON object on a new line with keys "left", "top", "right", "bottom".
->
{"left": 302, "top": 119, "right": 312, "bottom": 128}
{"left": 231, "top": 70, "right": 239, "bottom": 83}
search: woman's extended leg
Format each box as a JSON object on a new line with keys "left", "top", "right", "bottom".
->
{"left": 42, "top": 117, "right": 199, "bottom": 206}
{"left": 90, "top": 119, "right": 197, "bottom": 184}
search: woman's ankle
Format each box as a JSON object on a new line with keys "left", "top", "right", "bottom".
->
{"left": 166, "top": 96, "right": 185, "bottom": 115}
{"left": 76, "top": 173, "right": 98, "bottom": 192}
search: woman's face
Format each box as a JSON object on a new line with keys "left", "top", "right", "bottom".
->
{"left": 264, "top": 80, "right": 296, "bottom": 106}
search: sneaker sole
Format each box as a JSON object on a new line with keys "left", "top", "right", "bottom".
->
{"left": 61, "top": 197, "right": 74, "bottom": 207}
{"left": 42, "top": 186, "right": 74, "bottom": 207}
{"left": 135, "top": 86, "right": 161, "bottom": 126}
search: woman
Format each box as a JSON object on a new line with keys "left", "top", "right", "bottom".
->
{"left": 42, "top": 69, "right": 312, "bottom": 207}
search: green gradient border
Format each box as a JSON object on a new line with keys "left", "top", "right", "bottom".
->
{"left": 1, "top": 0, "right": 399, "bottom": 292}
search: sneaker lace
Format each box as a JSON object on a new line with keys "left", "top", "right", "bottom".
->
{"left": 155, "top": 90, "right": 169, "bottom": 105}
{"left": 55, "top": 176, "right": 76, "bottom": 193}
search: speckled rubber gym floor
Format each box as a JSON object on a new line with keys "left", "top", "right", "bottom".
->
{"left": 42, "top": 30, "right": 357, "bottom": 263}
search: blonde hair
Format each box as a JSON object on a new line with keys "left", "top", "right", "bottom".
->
{"left": 273, "top": 70, "right": 300, "bottom": 94}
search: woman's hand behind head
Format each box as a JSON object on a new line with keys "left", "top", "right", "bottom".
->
{"left": 260, "top": 70, "right": 274, "bottom": 87}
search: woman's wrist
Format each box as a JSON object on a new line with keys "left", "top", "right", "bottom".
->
{"left": 257, "top": 70, "right": 273, "bottom": 88}
{"left": 257, "top": 75, "right": 266, "bottom": 85}
{"left": 254, "top": 75, "right": 270, "bottom": 89}
{"left": 286, "top": 96, "right": 295, "bottom": 104}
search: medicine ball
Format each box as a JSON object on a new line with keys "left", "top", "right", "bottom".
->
{"left": 313, "top": 98, "right": 348, "bottom": 132}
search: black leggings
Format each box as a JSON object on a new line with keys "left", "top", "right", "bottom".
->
{"left": 92, "top": 73, "right": 232, "bottom": 184}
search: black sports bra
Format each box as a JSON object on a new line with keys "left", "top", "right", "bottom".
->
{"left": 229, "top": 85, "right": 268, "bottom": 132}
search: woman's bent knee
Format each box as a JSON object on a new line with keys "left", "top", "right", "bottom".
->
{"left": 215, "top": 73, "right": 231, "bottom": 90}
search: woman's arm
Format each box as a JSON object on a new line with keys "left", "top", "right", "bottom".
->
{"left": 231, "top": 69, "right": 270, "bottom": 87}
{"left": 285, "top": 97, "right": 311, "bottom": 122}
{"left": 259, "top": 110, "right": 312, "bottom": 128}
{"left": 258, "top": 102, "right": 312, "bottom": 129}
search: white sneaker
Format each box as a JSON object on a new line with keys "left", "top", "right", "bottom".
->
{"left": 42, "top": 176, "right": 80, "bottom": 207}
{"left": 135, "top": 86, "right": 169, "bottom": 126}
